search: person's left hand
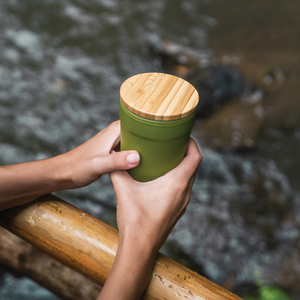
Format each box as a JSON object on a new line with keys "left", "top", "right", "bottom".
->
{"left": 54, "top": 120, "right": 140, "bottom": 189}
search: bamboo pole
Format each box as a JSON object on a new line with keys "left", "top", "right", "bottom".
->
{"left": 0, "top": 227, "right": 101, "bottom": 300}
{"left": 0, "top": 194, "right": 242, "bottom": 300}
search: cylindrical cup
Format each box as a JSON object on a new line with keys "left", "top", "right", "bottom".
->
{"left": 119, "top": 73, "right": 199, "bottom": 182}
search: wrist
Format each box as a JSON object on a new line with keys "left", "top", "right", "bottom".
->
{"left": 49, "top": 153, "right": 75, "bottom": 191}
{"left": 118, "top": 228, "right": 160, "bottom": 260}
{"left": 98, "top": 236, "right": 157, "bottom": 300}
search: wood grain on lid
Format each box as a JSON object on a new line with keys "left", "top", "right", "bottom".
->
{"left": 120, "top": 73, "right": 199, "bottom": 120}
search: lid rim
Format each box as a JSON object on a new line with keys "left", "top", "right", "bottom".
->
{"left": 120, "top": 72, "right": 199, "bottom": 121}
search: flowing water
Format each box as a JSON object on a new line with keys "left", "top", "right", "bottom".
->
{"left": 0, "top": 0, "right": 299, "bottom": 299}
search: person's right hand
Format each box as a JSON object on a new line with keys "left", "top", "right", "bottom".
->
{"left": 110, "top": 137, "right": 202, "bottom": 252}
{"left": 97, "top": 138, "right": 201, "bottom": 300}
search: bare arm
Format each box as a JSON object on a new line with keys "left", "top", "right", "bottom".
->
{"left": 0, "top": 121, "right": 140, "bottom": 211}
{"left": 0, "top": 120, "right": 201, "bottom": 300}
{"left": 98, "top": 138, "right": 202, "bottom": 300}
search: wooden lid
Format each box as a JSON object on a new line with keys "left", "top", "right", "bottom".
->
{"left": 120, "top": 73, "right": 199, "bottom": 121}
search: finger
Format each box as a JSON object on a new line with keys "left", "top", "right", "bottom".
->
{"left": 84, "top": 121, "right": 120, "bottom": 154}
{"left": 184, "top": 138, "right": 202, "bottom": 167}
{"left": 105, "top": 120, "right": 121, "bottom": 150}
{"left": 169, "top": 138, "right": 202, "bottom": 182}
{"left": 108, "top": 120, "right": 120, "bottom": 132}
{"left": 186, "top": 137, "right": 201, "bottom": 157}
{"left": 183, "top": 171, "right": 197, "bottom": 207}
{"left": 94, "top": 150, "right": 140, "bottom": 175}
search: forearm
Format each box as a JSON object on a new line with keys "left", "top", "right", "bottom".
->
{"left": 0, "top": 154, "right": 72, "bottom": 211}
{"left": 97, "top": 237, "right": 157, "bottom": 300}
{"left": 0, "top": 121, "right": 140, "bottom": 212}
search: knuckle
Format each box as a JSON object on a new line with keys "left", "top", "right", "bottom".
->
{"left": 104, "top": 120, "right": 119, "bottom": 135}
{"left": 195, "top": 151, "right": 202, "bottom": 165}
{"left": 112, "top": 154, "right": 121, "bottom": 167}
{"left": 109, "top": 120, "right": 120, "bottom": 131}
{"left": 111, "top": 153, "right": 127, "bottom": 169}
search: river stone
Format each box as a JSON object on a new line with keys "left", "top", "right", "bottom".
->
{"left": 150, "top": 40, "right": 257, "bottom": 118}
{"left": 263, "top": 64, "right": 300, "bottom": 131}
{"left": 186, "top": 65, "right": 253, "bottom": 117}
{"left": 149, "top": 39, "right": 202, "bottom": 71}
{"left": 199, "top": 0, "right": 300, "bottom": 132}
{"left": 193, "top": 99, "right": 266, "bottom": 151}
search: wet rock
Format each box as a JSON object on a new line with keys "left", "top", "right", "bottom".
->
{"left": 149, "top": 39, "right": 202, "bottom": 73}
{"left": 150, "top": 39, "right": 259, "bottom": 118}
{"left": 192, "top": 0, "right": 300, "bottom": 293}
{"left": 5, "top": 29, "right": 43, "bottom": 62}
{"left": 199, "top": 0, "right": 300, "bottom": 132}
{"left": 193, "top": 99, "right": 266, "bottom": 151}
{"left": 169, "top": 149, "right": 299, "bottom": 291}
{"left": 263, "top": 66, "right": 300, "bottom": 131}
{"left": 187, "top": 65, "right": 254, "bottom": 118}
{"left": 263, "top": 67, "right": 285, "bottom": 85}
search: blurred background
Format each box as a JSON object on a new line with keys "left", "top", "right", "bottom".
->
{"left": 0, "top": 0, "right": 299, "bottom": 299}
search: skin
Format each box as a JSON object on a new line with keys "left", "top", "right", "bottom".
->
{"left": 0, "top": 121, "right": 140, "bottom": 210}
{"left": 0, "top": 120, "right": 202, "bottom": 300}
{"left": 98, "top": 138, "right": 201, "bottom": 300}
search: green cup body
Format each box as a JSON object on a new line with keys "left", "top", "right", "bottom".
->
{"left": 120, "top": 100, "right": 196, "bottom": 182}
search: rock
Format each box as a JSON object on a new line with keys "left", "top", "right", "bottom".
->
{"left": 193, "top": 99, "right": 266, "bottom": 151}
{"left": 169, "top": 148, "right": 299, "bottom": 290}
{"left": 150, "top": 39, "right": 259, "bottom": 118}
{"left": 149, "top": 39, "right": 201, "bottom": 73}
{"left": 186, "top": 65, "right": 255, "bottom": 117}
{"left": 263, "top": 65, "right": 300, "bottom": 130}
{"left": 199, "top": 0, "right": 300, "bottom": 131}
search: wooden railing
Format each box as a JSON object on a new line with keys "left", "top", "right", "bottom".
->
{"left": 0, "top": 194, "right": 242, "bottom": 300}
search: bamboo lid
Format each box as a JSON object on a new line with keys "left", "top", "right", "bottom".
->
{"left": 120, "top": 73, "right": 199, "bottom": 121}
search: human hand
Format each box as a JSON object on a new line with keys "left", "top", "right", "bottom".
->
{"left": 97, "top": 138, "right": 201, "bottom": 300}
{"left": 54, "top": 120, "right": 140, "bottom": 189}
{"left": 110, "top": 138, "right": 202, "bottom": 252}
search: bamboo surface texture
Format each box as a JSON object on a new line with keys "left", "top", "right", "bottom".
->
{"left": 120, "top": 73, "right": 199, "bottom": 121}
{"left": 0, "top": 194, "right": 242, "bottom": 300}
{"left": 0, "top": 227, "right": 101, "bottom": 300}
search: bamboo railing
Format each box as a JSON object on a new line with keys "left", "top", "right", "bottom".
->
{"left": 0, "top": 227, "right": 101, "bottom": 300}
{"left": 0, "top": 194, "right": 242, "bottom": 299}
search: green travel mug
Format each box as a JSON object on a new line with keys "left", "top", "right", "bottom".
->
{"left": 120, "top": 72, "right": 199, "bottom": 182}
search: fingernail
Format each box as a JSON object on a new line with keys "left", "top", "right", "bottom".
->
{"left": 127, "top": 152, "right": 140, "bottom": 165}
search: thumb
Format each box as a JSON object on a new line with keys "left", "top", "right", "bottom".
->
{"left": 94, "top": 150, "right": 140, "bottom": 174}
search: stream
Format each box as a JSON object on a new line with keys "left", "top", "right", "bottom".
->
{"left": 0, "top": 0, "right": 299, "bottom": 299}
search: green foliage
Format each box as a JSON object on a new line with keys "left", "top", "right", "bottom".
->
{"left": 244, "top": 270, "right": 290, "bottom": 300}
{"left": 245, "top": 286, "right": 290, "bottom": 300}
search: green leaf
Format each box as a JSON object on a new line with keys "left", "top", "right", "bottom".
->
{"left": 260, "top": 286, "right": 290, "bottom": 300}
